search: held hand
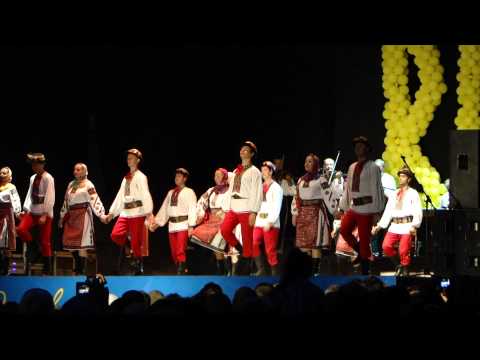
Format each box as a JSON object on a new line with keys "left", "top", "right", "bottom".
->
{"left": 371, "top": 225, "right": 380, "bottom": 236}
{"left": 249, "top": 213, "right": 256, "bottom": 227}
{"left": 39, "top": 214, "right": 47, "bottom": 225}
{"left": 334, "top": 210, "right": 344, "bottom": 219}
{"left": 106, "top": 214, "right": 114, "bottom": 224}
{"left": 149, "top": 223, "right": 159, "bottom": 232}
{"left": 146, "top": 214, "right": 155, "bottom": 225}
{"left": 409, "top": 227, "right": 417, "bottom": 236}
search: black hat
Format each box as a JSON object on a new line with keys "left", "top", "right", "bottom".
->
{"left": 352, "top": 136, "right": 372, "bottom": 151}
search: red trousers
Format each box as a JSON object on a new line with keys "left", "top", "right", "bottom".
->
{"left": 253, "top": 227, "right": 279, "bottom": 266}
{"left": 220, "top": 211, "right": 253, "bottom": 258}
{"left": 168, "top": 230, "right": 189, "bottom": 264}
{"left": 16, "top": 213, "right": 53, "bottom": 257}
{"left": 339, "top": 209, "right": 374, "bottom": 260}
{"left": 382, "top": 232, "right": 413, "bottom": 266}
{"left": 111, "top": 216, "right": 146, "bottom": 258}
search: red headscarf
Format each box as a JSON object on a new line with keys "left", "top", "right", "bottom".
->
{"left": 296, "top": 154, "right": 320, "bottom": 209}
{"left": 213, "top": 168, "right": 229, "bottom": 194}
{"left": 301, "top": 154, "right": 320, "bottom": 185}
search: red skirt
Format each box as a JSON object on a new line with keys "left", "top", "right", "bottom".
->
{"left": 296, "top": 204, "right": 332, "bottom": 249}
{"left": 63, "top": 205, "right": 89, "bottom": 249}
{"left": 192, "top": 213, "right": 223, "bottom": 244}
{"left": 335, "top": 227, "right": 359, "bottom": 257}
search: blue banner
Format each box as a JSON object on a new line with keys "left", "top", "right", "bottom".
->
{"left": 0, "top": 275, "right": 396, "bottom": 308}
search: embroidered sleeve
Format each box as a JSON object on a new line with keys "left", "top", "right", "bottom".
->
{"left": 109, "top": 178, "right": 125, "bottom": 218}
{"left": 155, "top": 191, "right": 171, "bottom": 227}
{"left": 10, "top": 186, "right": 22, "bottom": 215}
{"left": 266, "top": 185, "right": 283, "bottom": 224}
{"left": 88, "top": 183, "right": 105, "bottom": 218}
{"left": 43, "top": 175, "right": 55, "bottom": 216}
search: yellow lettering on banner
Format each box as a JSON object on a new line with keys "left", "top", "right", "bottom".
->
{"left": 0, "top": 290, "right": 7, "bottom": 305}
{"left": 53, "top": 288, "right": 64, "bottom": 308}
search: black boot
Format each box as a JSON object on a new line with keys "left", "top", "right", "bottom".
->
{"left": 232, "top": 256, "right": 245, "bottom": 276}
{"left": 225, "top": 257, "right": 233, "bottom": 276}
{"left": 134, "top": 257, "right": 144, "bottom": 275}
{"left": 271, "top": 264, "right": 280, "bottom": 276}
{"left": 360, "top": 259, "right": 370, "bottom": 275}
{"left": 312, "top": 257, "right": 320, "bottom": 276}
{"left": 72, "top": 251, "right": 85, "bottom": 275}
{"left": 398, "top": 265, "right": 409, "bottom": 277}
{"left": 0, "top": 252, "right": 9, "bottom": 275}
{"left": 254, "top": 256, "right": 267, "bottom": 276}
{"left": 177, "top": 262, "right": 188, "bottom": 275}
{"left": 216, "top": 259, "right": 226, "bottom": 275}
{"left": 42, "top": 256, "right": 51, "bottom": 275}
{"left": 388, "top": 256, "right": 401, "bottom": 275}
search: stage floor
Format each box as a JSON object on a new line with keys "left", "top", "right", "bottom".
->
{"left": 0, "top": 275, "right": 396, "bottom": 307}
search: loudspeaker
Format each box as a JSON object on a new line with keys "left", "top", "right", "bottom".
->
{"left": 454, "top": 209, "right": 480, "bottom": 276}
{"left": 418, "top": 209, "right": 456, "bottom": 275}
{"left": 450, "top": 130, "right": 480, "bottom": 209}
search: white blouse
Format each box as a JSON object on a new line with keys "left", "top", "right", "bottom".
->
{"left": 23, "top": 171, "right": 55, "bottom": 218}
{"left": 155, "top": 187, "right": 197, "bottom": 233}
{"left": 109, "top": 170, "right": 153, "bottom": 218}
{"left": 291, "top": 176, "right": 324, "bottom": 216}
{"left": 0, "top": 184, "right": 22, "bottom": 215}
{"left": 60, "top": 180, "right": 105, "bottom": 220}
{"left": 255, "top": 181, "right": 284, "bottom": 228}
{"left": 196, "top": 187, "right": 230, "bottom": 219}
{"left": 339, "top": 160, "right": 385, "bottom": 214}
{"left": 224, "top": 166, "right": 263, "bottom": 214}
{"left": 378, "top": 187, "right": 423, "bottom": 235}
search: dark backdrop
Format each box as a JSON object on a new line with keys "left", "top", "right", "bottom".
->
{"left": 1, "top": 43, "right": 459, "bottom": 273}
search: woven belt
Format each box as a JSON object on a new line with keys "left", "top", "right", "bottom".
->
{"left": 210, "top": 208, "right": 223, "bottom": 216}
{"left": 352, "top": 196, "right": 373, "bottom": 206}
{"left": 392, "top": 216, "right": 413, "bottom": 224}
{"left": 69, "top": 202, "right": 89, "bottom": 210}
{"left": 232, "top": 194, "right": 246, "bottom": 200}
{"left": 300, "top": 199, "right": 322, "bottom": 206}
{"left": 169, "top": 215, "right": 189, "bottom": 223}
{"left": 124, "top": 200, "right": 143, "bottom": 209}
{"left": 0, "top": 202, "right": 12, "bottom": 209}
{"left": 32, "top": 195, "right": 45, "bottom": 204}
{"left": 258, "top": 213, "right": 268, "bottom": 219}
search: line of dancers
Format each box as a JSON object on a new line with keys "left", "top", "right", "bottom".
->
{"left": 0, "top": 137, "right": 423, "bottom": 276}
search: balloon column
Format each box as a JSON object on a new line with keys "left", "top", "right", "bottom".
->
{"left": 454, "top": 45, "right": 480, "bottom": 129}
{"left": 381, "top": 45, "right": 448, "bottom": 207}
